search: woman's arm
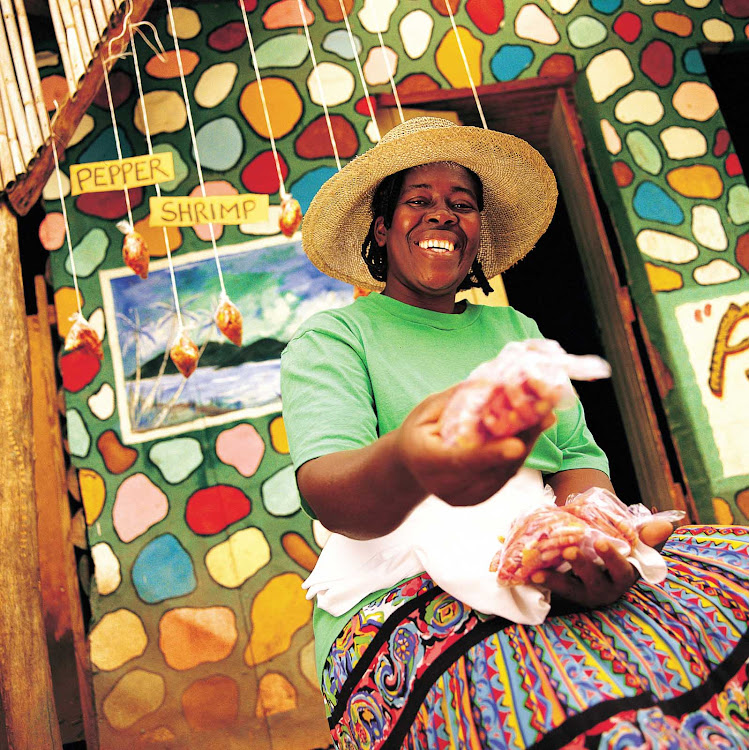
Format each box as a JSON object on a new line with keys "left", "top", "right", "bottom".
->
{"left": 299, "top": 387, "right": 556, "bottom": 540}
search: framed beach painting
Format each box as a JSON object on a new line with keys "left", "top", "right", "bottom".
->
{"left": 100, "top": 234, "right": 352, "bottom": 444}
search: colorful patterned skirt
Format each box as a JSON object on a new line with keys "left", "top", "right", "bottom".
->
{"left": 321, "top": 526, "right": 749, "bottom": 749}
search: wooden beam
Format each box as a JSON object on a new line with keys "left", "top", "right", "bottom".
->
{"left": 0, "top": 201, "right": 62, "bottom": 750}
{"left": 29, "top": 275, "right": 99, "bottom": 748}
{"left": 5, "top": 0, "right": 155, "bottom": 216}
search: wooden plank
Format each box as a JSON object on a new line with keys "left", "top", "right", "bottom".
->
{"left": 548, "top": 91, "right": 689, "bottom": 516}
{"left": 0, "top": 202, "right": 62, "bottom": 750}
{"left": 5, "top": 0, "right": 155, "bottom": 216}
{"left": 30, "top": 275, "right": 99, "bottom": 748}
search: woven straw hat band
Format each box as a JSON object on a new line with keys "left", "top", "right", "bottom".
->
{"left": 302, "top": 117, "right": 558, "bottom": 291}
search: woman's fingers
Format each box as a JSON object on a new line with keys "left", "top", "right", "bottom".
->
{"left": 638, "top": 519, "right": 674, "bottom": 551}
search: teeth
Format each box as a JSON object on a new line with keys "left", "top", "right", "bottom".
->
{"left": 418, "top": 239, "right": 455, "bottom": 253}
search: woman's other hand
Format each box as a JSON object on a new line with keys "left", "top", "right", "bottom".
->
{"left": 397, "top": 385, "right": 556, "bottom": 507}
{"left": 535, "top": 520, "right": 674, "bottom": 608}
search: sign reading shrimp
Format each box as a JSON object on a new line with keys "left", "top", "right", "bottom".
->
{"left": 70, "top": 152, "right": 175, "bottom": 195}
{"left": 149, "top": 194, "right": 269, "bottom": 226}
{"left": 675, "top": 291, "right": 749, "bottom": 477}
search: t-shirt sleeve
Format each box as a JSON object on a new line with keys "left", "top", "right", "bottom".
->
{"left": 280, "top": 322, "right": 378, "bottom": 473}
{"left": 517, "top": 312, "right": 610, "bottom": 477}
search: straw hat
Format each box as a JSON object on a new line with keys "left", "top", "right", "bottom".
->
{"left": 301, "top": 116, "right": 558, "bottom": 291}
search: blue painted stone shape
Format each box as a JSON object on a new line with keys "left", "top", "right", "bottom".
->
{"left": 79, "top": 126, "right": 133, "bottom": 163}
{"left": 590, "top": 0, "right": 621, "bottom": 14}
{"left": 195, "top": 116, "right": 244, "bottom": 172}
{"left": 131, "top": 534, "right": 197, "bottom": 603}
{"left": 322, "top": 29, "right": 362, "bottom": 61}
{"left": 290, "top": 166, "right": 339, "bottom": 213}
{"left": 153, "top": 144, "right": 188, "bottom": 192}
{"left": 66, "top": 408, "right": 90, "bottom": 458}
{"left": 633, "top": 182, "right": 684, "bottom": 226}
{"left": 683, "top": 48, "right": 705, "bottom": 75}
{"left": 149, "top": 437, "right": 204, "bottom": 484}
{"left": 490, "top": 45, "right": 534, "bottom": 83}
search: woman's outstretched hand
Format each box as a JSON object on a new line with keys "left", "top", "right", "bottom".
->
{"left": 396, "top": 385, "right": 556, "bottom": 507}
{"left": 535, "top": 519, "right": 674, "bottom": 608}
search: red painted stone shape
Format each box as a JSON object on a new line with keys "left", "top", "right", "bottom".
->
{"left": 726, "top": 153, "right": 743, "bottom": 177}
{"left": 612, "top": 161, "right": 634, "bottom": 188}
{"left": 60, "top": 348, "right": 101, "bottom": 392}
{"left": 640, "top": 40, "right": 674, "bottom": 87}
{"left": 354, "top": 95, "right": 377, "bottom": 116}
{"left": 76, "top": 187, "right": 144, "bottom": 220}
{"left": 724, "top": 0, "right": 749, "bottom": 18}
{"left": 397, "top": 73, "right": 441, "bottom": 97}
{"left": 432, "top": 0, "right": 459, "bottom": 16}
{"left": 296, "top": 115, "right": 358, "bottom": 159}
{"left": 185, "top": 485, "right": 251, "bottom": 535}
{"left": 736, "top": 232, "right": 749, "bottom": 273}
{"left": 613, "top": 12, "right": 642, "bottom": 43}
{"left": 93, "top": 71, "right": 132, "bottom": 109}
{"left": 241, "top": 150, "right": 289, "bottom": 193}
{"left": 539, "top": 53, "right": 574, "bottom": 78}
{"left": 714, "top": 128, "right": 731, "bottom": 157}
{"left": 208, "top": 21, "right": 247, "bottom": 52}
{"left": 466, "top": 0, "right": 504, "bottom": 35}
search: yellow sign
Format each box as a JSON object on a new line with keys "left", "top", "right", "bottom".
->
{"left": 149, "top": 194, "right": 269, "bottom": 226}
{"left": 70, "top": 152, "right": 175, "bottom": 195}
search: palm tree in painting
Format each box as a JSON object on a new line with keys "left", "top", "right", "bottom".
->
{"left": 116, "top": 308, "right": 155, "bottom": 424}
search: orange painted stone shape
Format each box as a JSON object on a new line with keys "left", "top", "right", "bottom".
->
{"left": 159, "top": 606, "right": 238, "bottom": 670}
{"left": 318, "top": 0, "right": 353, "bottom": 22}
{"left": 185, "top": 485, "right": 251, "bottom": 535}
{"left": 182, "top": 675, "right": 239, "bottom": 731}
{"left": 256, "top": 673, "right": 297, "bottom": 717}
{"left": 41, "top": 74, "right": 68, "bottom": 111}
{"left": 39, "top": 212, "right": 65, "bottom": 251}
{"left": 133, "top": 216, "right": 182, "bottom": 257}
{"left": 653, "top": 11, "right": 693, "bottom": 37}
{"left": 612, "top": 161, "right": 634, "bottom": 187}
{"left": 432, "top": 0, "right": 460, "bottom": 16}
{"left": 281, "top": 531, "right": 319, "bottom": 571}
{"left": 736, "top": 232, "right": 749, "bottom": 273}
{"left": 240, "top": 77, "right": 303, "bottom": 139}
{"left": 262, "top": 0, "right": 314, "bottom": 29}
{"left": 296, "top": 114, "right": 358, "bottom": 159}
{"left": 737, "top": 488, "right": 749, "bottom": 520}
{"left": 397, "top": 73, "right": 441, "bottom": 97}
{"left": 145, "top": 49, "right": 200, "bottom": 79}
{"left": 97, "top": 430, "right": 138, "bottom": 474}
{"left": 54, "top": 287, "right": 84, "bottom": 339}
{"left": 666, "top": 165, "right": 723, "bottom": 199}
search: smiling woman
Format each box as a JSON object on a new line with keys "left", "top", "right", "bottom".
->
{"left": 280, "top": 117, "right": 749, "bottom": 750}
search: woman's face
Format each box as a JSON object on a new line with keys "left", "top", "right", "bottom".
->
{"left": 374, "top": 162, "right": 481, "bottom": 311}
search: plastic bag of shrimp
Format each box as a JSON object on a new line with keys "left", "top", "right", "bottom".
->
{"left": 489, "top": 487, "right": 686, "bottom": 586}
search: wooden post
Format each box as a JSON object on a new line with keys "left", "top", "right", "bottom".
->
{"left": 0, "top": 201, "right": 62, "bottom": 750}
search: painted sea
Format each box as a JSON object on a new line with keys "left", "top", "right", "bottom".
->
{"left": 103, "top": 236, "right": 352, "bottom": 438}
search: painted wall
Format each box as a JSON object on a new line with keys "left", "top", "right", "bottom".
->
{"left": 36, "top": 0, "right": 748, "bottom": 746}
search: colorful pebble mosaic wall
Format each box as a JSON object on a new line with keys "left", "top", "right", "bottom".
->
{"left": 35, "top": 0, "right": 749, "bottom": 745}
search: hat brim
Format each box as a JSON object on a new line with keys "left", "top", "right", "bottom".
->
{"left": 302, "top": 120, "right": 558, "bottom": 291}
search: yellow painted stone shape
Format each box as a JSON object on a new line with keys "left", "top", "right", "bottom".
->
{"left": 666, "top": 165, "right": 723, "bottom": 199}
{"left": 89, "top": 609, "right": 148, "bottom": 671}
{"left": 79, "top": 468, "right": 106, "bottom": 525}
{"left": 205, "top": 527, "right": 271, "bottom": 588}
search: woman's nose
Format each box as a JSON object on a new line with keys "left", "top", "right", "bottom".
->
{"left": 425, "top": 204, "right": 456, "bottom": 223}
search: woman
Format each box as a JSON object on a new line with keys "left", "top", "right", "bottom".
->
{"left": 281, "top": 118, "right": 749, "bottom": 749}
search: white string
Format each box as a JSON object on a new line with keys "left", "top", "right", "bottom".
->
{"left": 238, "top": 2, "right": 287, "bottom": 199}
{"left": 49, "top": 131, "right": 82, "bottom": 315}
{"left": 336, "top": 0, "right": 379, "bottom": 141}
{"left": 101, "top": 64, "right": 134, "bottom": 226}
{"left": 374, "top": 26, "right": 403, "bottom": 124}
{"left": 442, "top": 0, "right": 487, "bottom": 129}
{"left": 296, "top": 0, "right": 341, "bottom": 169}
{"left": 165, "top": 0, "right": 226, "bottom": 295}
{"left": 129, "top": 21, "right": 183, "bottom": 329}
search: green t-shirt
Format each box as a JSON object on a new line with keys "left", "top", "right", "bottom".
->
{"left": 280, "top": 293, "right": 609, "bottom": 679}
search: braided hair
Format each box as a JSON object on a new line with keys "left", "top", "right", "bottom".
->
{"left": 360, "top": 165, "right": 494, "bottom": 295}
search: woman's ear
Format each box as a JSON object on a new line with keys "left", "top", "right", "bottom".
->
{"left": 373, "top": 216, "right": 387, "bottom": 247}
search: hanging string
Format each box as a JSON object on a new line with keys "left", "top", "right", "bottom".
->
{"left": 49, "top": 128, "right": 82, "bottom": 315}
{"left": 335, "top": 0, "right": 379, "bottom": 141}
{"left": 238, "top": 2, "right": 287, "bottom": 198}
{"left": 128, "top": 19, "right": 184, "bottom": 329}
{"left": 295, "top": 0, "right": 341, "bottom": 169}
{"left": 374, "top": 24, "right": 403, "bottom": 124}
{"left": 442, "top": 0, "right": 487, "bottom": 129}
{"left": 165, "top": 0, "right": 226, "bottom": 295}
